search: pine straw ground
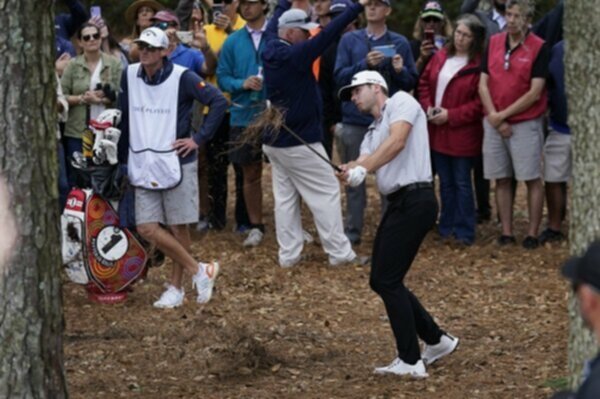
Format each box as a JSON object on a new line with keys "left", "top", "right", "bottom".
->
{"left": 64, "top": 164, "right": 571, "bottom": 399}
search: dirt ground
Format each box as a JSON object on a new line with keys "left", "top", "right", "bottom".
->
{"left": 63, "top": 166, "right": 571, "bottom": 399}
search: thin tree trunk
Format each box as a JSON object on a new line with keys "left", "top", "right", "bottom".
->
{"left": 564, "top": 0, "right": 600, "bottom": 390}
{"left": 0, "top": 1, "right": 67, "bottom": 397}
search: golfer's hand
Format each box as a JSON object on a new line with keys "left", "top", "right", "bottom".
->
{"left": 336, "top": 164, "right": 350, "bottom": 184}
{"left": 347, "top": 166, "right": 367, "bottom": 187}
{"left": 173, "top": 138, "right": 199, "bottom": 157}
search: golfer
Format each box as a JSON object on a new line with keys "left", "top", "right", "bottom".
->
{"left": 337, "top": 71, "right": 458, "bottom": 377}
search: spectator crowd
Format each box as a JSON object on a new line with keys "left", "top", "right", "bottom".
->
{"left": 54, "top": 0, "right": 568, "bottom": 301}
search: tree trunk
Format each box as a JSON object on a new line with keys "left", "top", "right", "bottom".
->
{"left": 564, "top": 0, "right": 600, "bottom": 390}
{"left": 0, "top": 1, "right": 67, "bottom": 397}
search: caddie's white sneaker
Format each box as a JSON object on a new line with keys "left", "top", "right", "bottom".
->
{"left": 243, "top": 228, "right": 264, "bottom": 247}
{"left": 153, "top": 285, "right": 184, "bottom": 309}
{"left": 192, "top": 262, "right": 219, "bottom": 304}
{"left": 422, "top": 333, "right": 459, "bottom": 365}
{"left": 374, "top": 358, "right": 428, "bottom": 378}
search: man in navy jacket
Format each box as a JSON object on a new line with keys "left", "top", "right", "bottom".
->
{"left": 260, "top": 0, "right": 368, "bottom": 268}
{"left": 334, "top": 0, "right": 417, "bottom": 245}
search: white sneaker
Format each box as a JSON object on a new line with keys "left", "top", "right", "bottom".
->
{"left": 329, "top": 255, "right": 369, "bottom": 267}
{"left": 243, "top": 228, "right": 264, "bottom": 247}
{"left": 153, "top": 285, "right": 184, "bottom": 309}
{"left": 374, "top": 358, "right": 428, "bottom": 378}
{"left": 196, "top": 217, "right": 209, "bottom": 233}
{"left": 280, "top": 254, "right": 305, "bottom": 268}
{"left": 192, "top": 262, "right": 219, "bottom": 304}
{"left": 302, "top": 230, "right": 314, "bottom": 244}
{"left": 422, "top": 334, "right": 459, "bottom": 365}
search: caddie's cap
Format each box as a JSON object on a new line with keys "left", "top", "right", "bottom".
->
{"left": 338, "top": 70, "right": 388, "bottom": 101}
{"left": 278, "top": 9, "right": 319, "bottom": 30}
{"left": 562, "top": 241, "right": 600, "bottom": 292}
{"left": 134, "top": 27, "right": 169, "bottom": 49}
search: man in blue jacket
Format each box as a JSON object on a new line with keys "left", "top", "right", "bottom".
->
{"left": 217, "top": 0, "right": 269, "bottom": 248}
{"left": 261, "top": 0, "right": 369, "bottom": 268}
{"left": 118, "top": 28, "right": 228, "bottom": 309}
{"left": 334, "top": 0, "right": 417, "bottom": 245}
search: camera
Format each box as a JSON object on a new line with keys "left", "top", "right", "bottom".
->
{"left": 95, "top": 83, "right": 116, "bottom": 102}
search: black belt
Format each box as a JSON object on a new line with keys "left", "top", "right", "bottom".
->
{"left": 386, "top": 182, "right": 433, "bottom": 202}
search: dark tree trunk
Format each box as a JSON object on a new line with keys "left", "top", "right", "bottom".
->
{"left": 564, "top": 0, "right": 600, "bottom": 390}
{"left": 0, "top": 1, "right": 67, "bottom": 397}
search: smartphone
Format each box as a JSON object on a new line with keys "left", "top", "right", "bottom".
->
{"left": 176, "top": 31, "right": 194, "bottom": 45}
{"left": 372, "top": 44, "right": 395, "bottom": 58}
{"left": 424, "top": 29, "right": 434, "bottom": 45}
{"left": 90, "top": 6, "right": 101, "bottom": 19}
{"left": 212, "top": 3, "right": 224, "bottom": 20}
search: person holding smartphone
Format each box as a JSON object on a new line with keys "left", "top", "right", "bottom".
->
{"left": 410, "top": 1, "right": 453, "bottom": 75}
{"left": 418, "top": 14, "right": 486, "bottom": 246}
{"left": 334, "top": 0, "right": 417, "bottom": 246}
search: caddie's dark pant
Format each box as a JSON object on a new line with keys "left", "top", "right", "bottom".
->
{"left": 370, "top": 185, "right": 443, "bottom": 365}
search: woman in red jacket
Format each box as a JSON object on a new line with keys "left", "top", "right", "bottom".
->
{"left": 418, "top": 14, "right": 486, "bottom": 245}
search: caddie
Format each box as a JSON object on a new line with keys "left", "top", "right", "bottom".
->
{"left": 117, "top": 27, "right": 228, "bottom": 308}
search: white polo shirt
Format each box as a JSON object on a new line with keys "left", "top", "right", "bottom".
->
{"left": 359, "top": 91, "right": 432, "bottom": 195}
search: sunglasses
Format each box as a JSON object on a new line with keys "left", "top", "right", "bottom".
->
{"left": 153, "top": 21, "right": 177, "bottom": 30}
{"left": 137, "top": 42, "right": 160, "bottom": 52}
{"left": 82, "top": 33, "right": 100, "bottom": 42}
{"left": 422, "top": 17, "right": 441, "bottom": 23}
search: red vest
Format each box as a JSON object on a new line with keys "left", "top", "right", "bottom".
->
{"left": 487, "top": 32, "right": 547, "bottom": 123}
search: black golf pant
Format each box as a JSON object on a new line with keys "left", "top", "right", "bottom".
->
{"left": 370, "top": 186, "right": 442, "bottom": 365}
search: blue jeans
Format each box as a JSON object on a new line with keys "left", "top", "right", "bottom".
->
{"left": 432, "top": 151, "right": 476, "bottom": 244}
{"left": 340, "top": 123, "right": 369, "bottom": 243}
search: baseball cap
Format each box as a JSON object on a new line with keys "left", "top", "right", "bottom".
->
{"left": 327, "top": 0, "right": 353, "bottom": 16}
{"left": 420, "top": 1, "right": 444, "bottom": 19}
{"left": 134, "top": 27, "right": 169, "bottom": 49}
{"left": 562, "top": 241, "right": 600, "bottom": 291}
{"left": 151, "top": 10, "right": 181, "bottom": 26}
{"left": 278, "top": 9, "right": 319, "bottom": 30}
{"left": 338, "top": 71, "right": 388, "bottom": 101}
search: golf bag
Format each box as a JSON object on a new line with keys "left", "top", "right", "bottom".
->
{"left": 61, "top": 109, "right": 148, "bottom": 303}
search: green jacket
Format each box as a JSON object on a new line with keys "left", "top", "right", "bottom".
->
{"left": 61, "top": 52, "right": 122, "bottom": 139}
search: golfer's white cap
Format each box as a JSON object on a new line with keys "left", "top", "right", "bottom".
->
{"left": 134, "top": 27, "right": 169, "bottom": 49}
{"left": 338, "top": 71, "right": 388, "bottom": 101}
{"left": 278, "top": 9, "right": 319, "bottom": 30}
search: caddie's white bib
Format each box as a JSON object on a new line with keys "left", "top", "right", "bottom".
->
{"left": 127, "top": 63, "right": 186, "bottom": 190}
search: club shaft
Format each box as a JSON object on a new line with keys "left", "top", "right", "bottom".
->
{"left": 281, "top": 124, "right": 342, "bottom": 172}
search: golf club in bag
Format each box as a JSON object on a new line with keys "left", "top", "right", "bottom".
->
{"left": 61, "top": 109, "right": 148, "bottom": 304}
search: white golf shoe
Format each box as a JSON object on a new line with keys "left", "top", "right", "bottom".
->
{"left": 422, "top": 333, "right": 459, "bottom": 365}
{"left": 374, "top": 358, "right": 428, "bottom": 378}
